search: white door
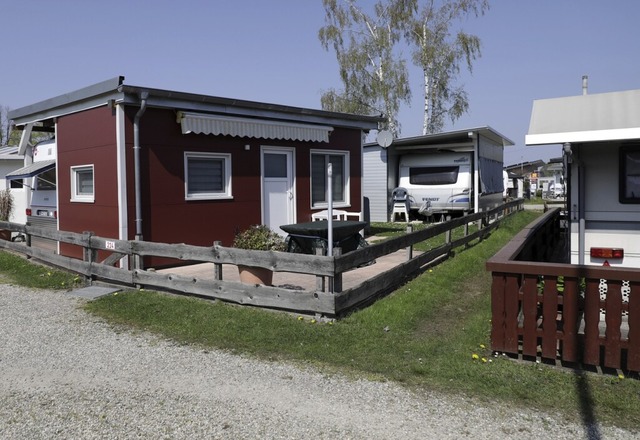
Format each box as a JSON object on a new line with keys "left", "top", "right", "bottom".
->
{"left": 262, "top": 148, "right": 295, "bottom": 235}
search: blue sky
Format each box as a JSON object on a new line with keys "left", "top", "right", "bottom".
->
{"left": 2, "top": 0, "right": 639, "bottom": 166}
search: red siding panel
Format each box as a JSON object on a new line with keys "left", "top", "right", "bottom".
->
{"left": 57, "top": 106, "right": 118, "bottom": 260}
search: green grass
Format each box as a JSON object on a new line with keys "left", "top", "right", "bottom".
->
{"left": 368, "top": 220, "right": 480, "bottom": 252}
{"left": 2, "top": 212, "right": 639, "bottom": 432}
{"left": 0, "top": 251, "right": 84, "bottom": 289}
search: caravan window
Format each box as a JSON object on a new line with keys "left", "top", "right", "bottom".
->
{"left": 36, "top": 168, "right": 57, "bottom": 190}
{"left": 409, "top": 166, "right": 459, "bottom": 185}
{"left": 620, "top": 145, "right": 640, "bottom": 203}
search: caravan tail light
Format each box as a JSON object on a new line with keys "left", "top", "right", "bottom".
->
{"left": 590, "top": 247, "right": 624, "bottom": 259}
{"left": 26, "top": 208, "right": 32, "bottom": 216}
{"left": 54, "top": 210, "right": 57, "bottom": 219}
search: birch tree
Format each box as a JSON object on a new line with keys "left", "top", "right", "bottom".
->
{"left": 0, "top": 105, "right": 11, "bottom": 145}
{"left": 319, "top": 0, "right": 412, "bottom": 136}
{"left": 405, "top": 0, "right": 489, "bottom": 134}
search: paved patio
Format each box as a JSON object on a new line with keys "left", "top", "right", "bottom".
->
{"left": 161, "top": 246, "right": 414, "bottom": 292}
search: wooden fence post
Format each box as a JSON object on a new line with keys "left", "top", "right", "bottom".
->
{"left": 213, "top": 241, "right": 223, "bottom": 280}
{"left": 315, "top": 247, "right": 326, "bottom": 292}
{"left": 331, "top": 247, "right": 343, "bottom": 293}
{"left": 82, "top": 231, "right": 96, "bottom": 284}
{"left": 464, "top": 219, "right": 470, "bottom": 249}
{"left": 406, "top": 224, "right": 413, "bottom": 260}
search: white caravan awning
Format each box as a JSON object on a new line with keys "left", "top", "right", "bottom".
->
{"left": 178, "top": 112, "right": 333, "bottom": 143}
{"left": 6, "top": 159, "right": 56, "bottom": 180}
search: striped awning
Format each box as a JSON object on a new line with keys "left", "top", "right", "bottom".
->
{"left": 178, "top": 112, "right": 333, "bottom": 143}
{"left": 5, "top": 159, "right": 56, "bottom": 179}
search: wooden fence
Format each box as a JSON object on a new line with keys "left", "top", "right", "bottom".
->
{"left": 0, "top": 199, "right": 522, "bottom": 317}
{"left": 487, "top": 208, "right": 640, "bottom": 373}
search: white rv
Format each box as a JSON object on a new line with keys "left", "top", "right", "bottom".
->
{"left": 527, "top": 88, "right": 640, "bottom": 268}
{"left": 363, "top": 127, "right": 513, "bottom": 222}
{"left": 5, "top": 138, "right": 57, "bottom": 245}
{"left": 398, "top": 152, "right": 474, "bottom": 216}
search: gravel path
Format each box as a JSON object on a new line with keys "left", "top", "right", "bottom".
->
{"left": 0, "top": 285, "right": 634, "bottom": 439}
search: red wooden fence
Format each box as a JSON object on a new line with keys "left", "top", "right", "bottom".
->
{"left": 487, "top": 208, "right": 640, "bottom": 373}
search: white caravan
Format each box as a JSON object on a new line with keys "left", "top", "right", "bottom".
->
{"left": 527, "top": 87, "right": 640, "bottom": 268}
{"left": 398, "top": 152, "right": 475, "bottom": 216}
{"left": 362, "top": 127, "right": 513, "bottom": 222}
{"left": 5, "top": 138, "right": 57, "bottom": 243}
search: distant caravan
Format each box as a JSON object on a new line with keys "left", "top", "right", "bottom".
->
{"left": 397, "top": 152, "right": 503, "bottom": 220}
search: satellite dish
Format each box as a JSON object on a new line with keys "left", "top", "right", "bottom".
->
{"left": 376, "top": 130, "right": 393, "bottom": 148}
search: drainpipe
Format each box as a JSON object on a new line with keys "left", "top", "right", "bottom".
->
{"left": 133, "top": 92, "right": 148, "bottom": 243}
{"left": 578, "top": 154, "right": 586, "bottom": 265}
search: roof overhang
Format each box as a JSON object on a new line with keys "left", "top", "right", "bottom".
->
{"left": 178, "top": 112, "right": 334, "bottom": 143}
{"left": 5, "top": 159, "right": 56, "bottom": 179}
{"left": 526, "top": 89, "right": 640, "bottom": 146}
{"left": 8, "top": 76, "right": 383, "bottom": 133}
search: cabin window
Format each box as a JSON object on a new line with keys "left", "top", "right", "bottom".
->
{"left": 620, "top": 145, "right": 640, "bottom": 203}
{"left": 184, "top": 152, "right": 232, "bottom": 200}
{"left": 410, "top": 166, "right": 459, "bottom": 185}
{"left": 70, "top": 165, "right": 94, "bottom": 203}
{"left": 310, "top": 150, "right": 349, "bottom": 207}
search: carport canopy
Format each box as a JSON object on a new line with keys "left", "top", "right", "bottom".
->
{"left": 5, "top": 160, "right": 56, "bottom": 180}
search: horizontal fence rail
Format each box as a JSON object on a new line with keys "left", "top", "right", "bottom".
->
{"left": 0, "top": 199, "right": 522, "bottom": 317}
{"left": 487, "top": 208, "right": 640, "bottom": 373}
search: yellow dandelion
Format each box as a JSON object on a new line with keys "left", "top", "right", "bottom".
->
{"left": 310, "top": 319, "right": 317, "bottom": 324}
{"left": 481, "top": 357, "right": 488, "bottom": 363}
{"left": 618, "top": 373, "right": 625, "bottom": 380}
{"left": 479, "top": 344, "right": 486, "bottom": 349}
{"left": 471, "top": 353, "right": 479, "bottom": 360}
{"left": 297, "top": 316, "right": 304, "bottom": 321}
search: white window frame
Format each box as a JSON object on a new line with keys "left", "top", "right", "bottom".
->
{"left": 184, "top": 152, "right": 232, "bottom": 200}
{"left": 310, "top": 149, "right": 350, "bottom": 208}
{"left": 70, "top": 164, "right": 95, "bottom": 203}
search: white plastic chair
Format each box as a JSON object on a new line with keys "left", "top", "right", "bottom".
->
{"left": 311, "top": 209, "right": 362, "bottom": 221}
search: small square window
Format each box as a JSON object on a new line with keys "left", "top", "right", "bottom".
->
{"left": 70, "top": 165, "right": 94, "bottom": 203}
{"left": 620, "top": 145, "right": 640, "bottom": 204}
{"left": 184, "top": 152, "right": 232, "bottom": 200}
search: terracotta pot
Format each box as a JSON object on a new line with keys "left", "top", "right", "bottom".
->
{"left": 238, "top": 265, "right": 273, "bottom": 286}
{"left": 0, "top": 229, "right": 11, "bottom": 241}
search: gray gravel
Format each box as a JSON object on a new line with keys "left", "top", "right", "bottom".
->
{"left": 0, "top": 285, "right": 635, "bottom": 439}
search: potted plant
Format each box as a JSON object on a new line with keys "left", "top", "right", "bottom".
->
{"left": 232, "top": 224, "right": 287, "bottom": 285}
{"left": 0, "top": 189, "right": 14, "bottom": 241}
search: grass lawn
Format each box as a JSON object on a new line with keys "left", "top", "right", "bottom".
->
{"left": 1, "top": 211, "right": 639, "bottom": 432}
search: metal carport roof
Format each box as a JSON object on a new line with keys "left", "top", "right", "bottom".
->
{"left": 5, "top": 159, "right": 56, "bottom": 179}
